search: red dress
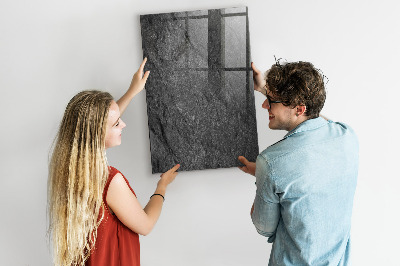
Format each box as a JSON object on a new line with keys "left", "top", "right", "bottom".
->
{"left": 86, "top": 166, "right": 140, "bottom": 266}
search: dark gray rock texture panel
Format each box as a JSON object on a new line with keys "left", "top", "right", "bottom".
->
{"left": 140, "top": 7, "right": 259, "bottom": 173}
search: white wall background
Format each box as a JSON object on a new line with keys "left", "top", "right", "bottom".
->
{"left": 1, "top": 0, "right": 399, "bottom": 265}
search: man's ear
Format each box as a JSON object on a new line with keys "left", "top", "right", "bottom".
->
{"left": 295, "top": 105, "right": 307, "bottom": 117}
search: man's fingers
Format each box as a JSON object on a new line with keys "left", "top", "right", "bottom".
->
{"left": 238, "top": 156, "right": 250, "bottom": 166}
{"left": 238, "top": 166, "right": 249, "bottom": 174}
{"left": 251, "top": 62, "right": 260, "bottom": 74}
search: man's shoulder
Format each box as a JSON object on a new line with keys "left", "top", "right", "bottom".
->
{"left": 259, "top": 139, "right": 293, "bottom": 163}
{"left": 326, "top": 120, "right": 358, "bottom": 145}
{"left": 259, "top": 119, "right": 358, "bottom": 162}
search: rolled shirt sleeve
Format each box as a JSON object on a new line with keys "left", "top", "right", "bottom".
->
{"left": 251, "top": 155, "right": 280, "bottom": 242}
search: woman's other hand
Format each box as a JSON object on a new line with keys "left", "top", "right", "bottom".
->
{"left": 158, "top": 164, "right": 180, "bottom": 189}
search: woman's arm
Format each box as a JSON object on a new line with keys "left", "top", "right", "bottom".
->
{"left": 117, "top": 57, "right": 150, "bottom": 115}
{"left": 106, "top": 164, "right": 180, "bottom": 236}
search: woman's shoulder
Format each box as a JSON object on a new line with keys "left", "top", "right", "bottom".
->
{"left": 109, "top": 166, "right": 120, "bottom": 176}
{"left": 106, "top": 166, "right": 136, "bottom": 196}
{"left": 104, "top": 166, "right": 122, "bottom": 199}
{"left": 108, "top": 167, "right": 128, "bottom": 184}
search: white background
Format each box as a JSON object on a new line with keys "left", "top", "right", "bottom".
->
{"left": 1, "top": 0, "right": 399, "bottom": 265}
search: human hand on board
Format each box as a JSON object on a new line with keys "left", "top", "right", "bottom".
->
{"left": 251, "top": 62, "right": 267, "bottom": 95}
{"left": 128, "top": 57, "right": 150, "bottom": 96}
{"left": 157, "top": 164, "right": 180, "bottom": 189}
{"left": 238, "top": 156, "right": 256, "bottom": 176}
{"left": 116, "top": 58, "right": 150, "bottom": 114}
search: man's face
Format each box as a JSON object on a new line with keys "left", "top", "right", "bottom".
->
{"left": 262, "top": 88, "right": 298, "bottom": 131}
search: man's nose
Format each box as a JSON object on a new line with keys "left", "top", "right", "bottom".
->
{"left": 262, "top": 99, "right": 270, "bottom": 109}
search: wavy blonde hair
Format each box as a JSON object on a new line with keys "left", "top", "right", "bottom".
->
{"left": 48, "top": 90, "right": 113, "bottom": 265}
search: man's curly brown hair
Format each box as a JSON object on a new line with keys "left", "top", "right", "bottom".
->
{"left": 266, "top": 61, "right": 326, "bottom": 119}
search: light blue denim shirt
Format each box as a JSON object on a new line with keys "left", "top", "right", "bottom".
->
{"left": 252, "top": 117, "right": 359, "bottom": 266}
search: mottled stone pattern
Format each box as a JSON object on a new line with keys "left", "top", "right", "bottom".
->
{"left": 140, "top": 7, "right": 259, "bottom": 173}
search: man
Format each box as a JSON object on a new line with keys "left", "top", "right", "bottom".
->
{"left": 239, "top": 61, "right": 359, "bottom": 265}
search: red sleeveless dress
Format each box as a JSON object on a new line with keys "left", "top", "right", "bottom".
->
{"left": 86, "top": 166, "right": 140, "bottom": 266}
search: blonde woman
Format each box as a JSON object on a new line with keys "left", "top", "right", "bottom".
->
{"left": 48, "top": 58, "right": 179, "bottom": 266}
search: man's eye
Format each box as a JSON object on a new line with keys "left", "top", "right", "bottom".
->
{"left": 115, "top": 121, "right": 120, "bottom": 127}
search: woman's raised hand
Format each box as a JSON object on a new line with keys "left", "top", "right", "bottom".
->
{"left": 117, "top": 58, "right": 151, "bottom": 114}
{"left": 128, "top": 57, "right": 150, "bottom": 96}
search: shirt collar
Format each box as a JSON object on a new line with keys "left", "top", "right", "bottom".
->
{"left": 284, "top": 117, "right": 328, "bottom": 139}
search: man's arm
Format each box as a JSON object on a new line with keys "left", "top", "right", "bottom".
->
{"left": 251, "top": 193, "right": 280, "bottom": 239}
{"left": 251, "top": 155, "right": 280, "bottom": 241}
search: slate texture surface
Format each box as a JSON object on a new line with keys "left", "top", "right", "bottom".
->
{"left": 140, "top": 7, "right": 259, "bottom": 173}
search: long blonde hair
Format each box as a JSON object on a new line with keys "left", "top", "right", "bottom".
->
{"left": 48, "top": 90, "right": 113, "bottom": 265}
